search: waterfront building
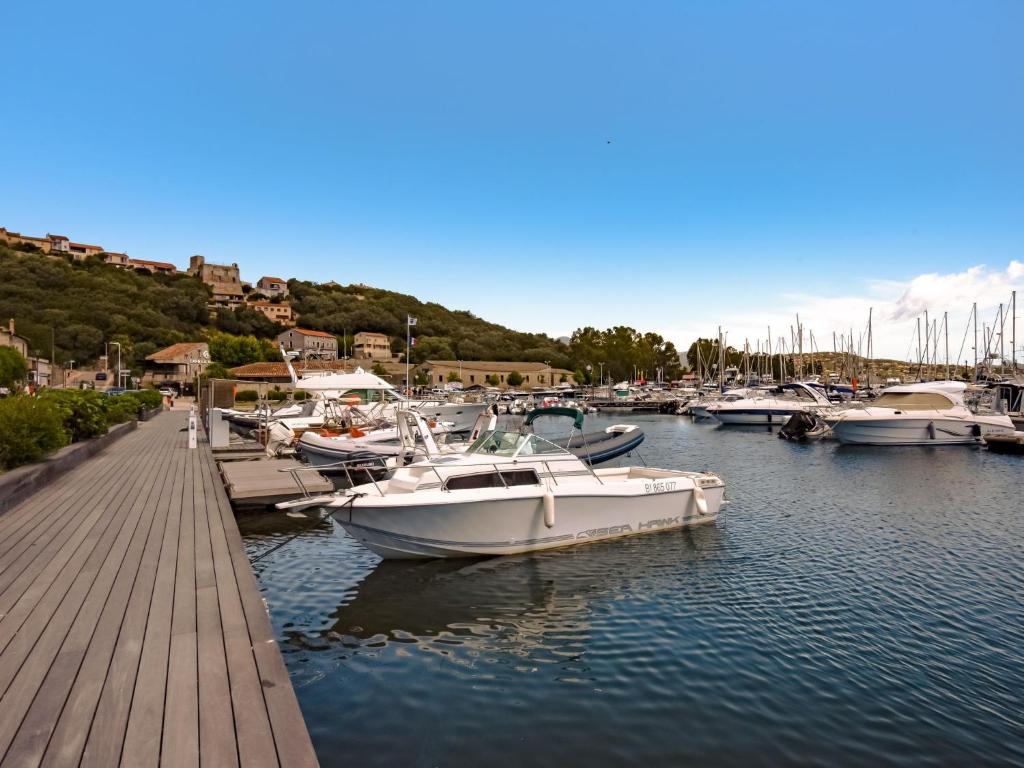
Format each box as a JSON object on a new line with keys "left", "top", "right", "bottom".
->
{"left": 420, "top": 360, "right": 576, "bottom": 388}
{"left": 277, "top": 327, "right": 338, "bottom": 360}
{"left": 143, "top": 342, "right": 210, "bottom": 391}
{"left": 353, "top": 331, "right": 392, "bottom": 361}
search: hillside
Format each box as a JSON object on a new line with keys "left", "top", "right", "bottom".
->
{"left": 0, "top": 246, "right": 573, "bottom": 373}
{"left": 288, "top": 280, "right": 571, "bottom": 368}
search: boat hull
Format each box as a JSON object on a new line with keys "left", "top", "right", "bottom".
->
{"left": 708, "top": 408, "right": 804, "bottom": 425}
{"left": 830, "top": 415, "right": 1014, "bottom": 445}
{"left": 335, "top": 477, "right": 725, "bottom": 559}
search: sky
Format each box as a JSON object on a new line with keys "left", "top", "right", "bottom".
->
{"left": 2, "top": 1, "right": 1022, "bottom": 362}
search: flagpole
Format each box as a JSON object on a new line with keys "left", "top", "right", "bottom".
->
{"left": 406, "top": 316, "right": 411, "bottom": 396}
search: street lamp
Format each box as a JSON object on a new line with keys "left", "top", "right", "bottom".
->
{"left": 109, "top": 342, "right": 122, "bottom": 389}
{"left": 544, "top": 360, "right": 550, "bottom": 387}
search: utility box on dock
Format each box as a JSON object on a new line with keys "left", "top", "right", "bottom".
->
{"left": 209, "top": 408, "right": 231, "bottom": 449}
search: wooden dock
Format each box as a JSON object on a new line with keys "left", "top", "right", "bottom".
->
{"left": 0, "top": 411, "right": 318, "bottom": 767}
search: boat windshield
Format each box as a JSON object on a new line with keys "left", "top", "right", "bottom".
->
{"left": 466, "top": 430, "right": 568, "bottom": 458}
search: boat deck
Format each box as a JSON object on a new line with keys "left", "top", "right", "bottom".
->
{"left": 0, "top": 411, "right": 318, "bottom": 767}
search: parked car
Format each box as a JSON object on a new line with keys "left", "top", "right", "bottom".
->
{"left": 159, "top": 387, "right": 176, "bottom": 398}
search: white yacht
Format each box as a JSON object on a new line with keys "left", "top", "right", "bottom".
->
{"left": 287, "top": 427, "right": 726, "bottom": 559}
{"left": 284, "top": 358, "right": 487, "bottom": 433}
{"left": 824, "top": 381, "right": 1015, "bottom": 445}
{"left": 692, "top": 383, "right": 831, "bottom": 425}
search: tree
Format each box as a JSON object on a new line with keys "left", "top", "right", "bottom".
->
{"left": 446, "top": 370, "right": 462, "bottom": 382}
{"left": 507, "top": 370, "right": 523, "bottom": 387}
{"left": 372, "top": 363, "right": 389, "bottom": 378}
{"left": 208, "top": 332, "right": 267, "bottom": 367}
{"left": 485, "top": 374, "right": 499, "bottom": 387}
{"left": 0, "top": 347, "right": 29, "bottom": 388}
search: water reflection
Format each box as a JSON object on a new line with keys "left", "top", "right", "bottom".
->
{"left": 301, "top": 524, "right": 724, "bottom": 655}
{"left": 242, "top": 414, "right": 1024, "bottom": 767}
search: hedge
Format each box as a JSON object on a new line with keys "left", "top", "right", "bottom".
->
{"left": 0, "top": 389, "right": 163, "bottom": 471}
{"left": 0, "top": 396, "right": 68, "bottom": 470}
{"left": 235, "top": 390, "right": 259, "bottom": 403}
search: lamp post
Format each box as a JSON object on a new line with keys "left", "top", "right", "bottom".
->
{"left": 67, "top": 360, "right": 75, "bottom": 389}
{"left": 586, "top": 364, "right": 593, "bottom": 399}
{"left": 109, "top": 342, "right": 122, "bottom": 389}
{"left": 599, "top": 362, "right": 604, "bottom": 393}
{"left": 544, "top": 360, "right": 550, "bottom": 387}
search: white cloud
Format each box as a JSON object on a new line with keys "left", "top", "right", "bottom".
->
{"left": 662, "top": 261, "right": 1023, "bottom": 364}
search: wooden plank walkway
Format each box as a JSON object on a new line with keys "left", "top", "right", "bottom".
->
{"left": 0, "top": 411, "right": 319, "bottom": 768}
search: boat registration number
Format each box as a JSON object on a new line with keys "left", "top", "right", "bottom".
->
{"left": 643, "top": 480, "right": 678, "bottom": 493}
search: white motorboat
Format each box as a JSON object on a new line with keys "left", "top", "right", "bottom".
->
{"left": 824, "top": 381, "right": 1015, "bottom": 445}
{"left": 289, "top": 428, "right": 726, "bottom": 559}
{"left": 694, "top": 383, "right": 831, "bottom": 425}
{"left": 281, "top": 354, "right": 487, "bottom": 433}
{"left": 297, "top": 416, "right": 454, "bottom": 470}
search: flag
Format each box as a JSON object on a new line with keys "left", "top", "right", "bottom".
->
{"left": 407, "top": 315, "right": 417, "bottom": 327}
{"left": 410, "top": 337, "right": 417, "bottom": 347}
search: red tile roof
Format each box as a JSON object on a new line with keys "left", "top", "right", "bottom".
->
{"left": 290, "top": 328, "right": 335, "bottom": 338}
{"left": 145, "top": 342, "right": 208, "bottom": 363}
{"left": 70, "top": 242, "right": 103, "bottom": 250}
{"left": 259, "top": 276, "right": 286, "bottom": 283}
{"left": 129, "top": 258, "right": 177, "bottom": 270}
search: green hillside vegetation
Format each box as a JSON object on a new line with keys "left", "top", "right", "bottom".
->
{"left": 1, "top": 244, "right": 685, "bottom": 381}
{"left": 288, "top": 280, "right": 573, "bottom": 369}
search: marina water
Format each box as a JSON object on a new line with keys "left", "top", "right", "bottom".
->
{"left": 240, "top": 414, "right": 1024, "bottom": 766}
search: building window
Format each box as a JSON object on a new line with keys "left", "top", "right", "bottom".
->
{"left": 469, "top": 375, "right": 475, "bottom": 383}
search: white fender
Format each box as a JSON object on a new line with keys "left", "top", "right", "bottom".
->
{"left": 693, "top": 485, "right": 708, "bottom": 515}
{"left": 543, "top": 492, "right": 556, "bottom": 528}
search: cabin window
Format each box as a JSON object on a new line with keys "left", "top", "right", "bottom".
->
{"left": 444, "top": 469, "right": 540, "bottom": 491}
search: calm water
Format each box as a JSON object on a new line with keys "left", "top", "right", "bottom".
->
{"left": 239, "top": 414, "right": 1024, "bottom": 767}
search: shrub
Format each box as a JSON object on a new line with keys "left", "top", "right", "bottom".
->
{"left": 0, "top": 396, "right": 68, "bottom": 470}
{"left": 40, "top": 389, "right": 108, "bottom": 441}
{"left": 267, "top": 388, "right": 286, "bottom": 402}
{"left": 507, "top": 370, "right": 524, "bottom": 387}
{"left": 124, "top": 389, "right": 163, "bottom": 410}
{"left": 104, "top": 395, "right": 141, "bottom": 426}
{"left": 235, "top": 389, "right": 259, "bottom": 403}
{"left": 293, "top": 390, "right": 309, "bottom": 400}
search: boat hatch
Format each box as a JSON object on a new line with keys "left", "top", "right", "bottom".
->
{"left": 443, "top": 468, "right": 541, "bottom": 491}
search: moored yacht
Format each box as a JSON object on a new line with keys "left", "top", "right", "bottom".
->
{"left": 291, "top": 428, "right": 726, "bottom": 559}
{"left": 695, "top": 383, "right": 832, "bottom": 425}
{"left": 824, "top": 381, "right": 1015, "bottom": 445}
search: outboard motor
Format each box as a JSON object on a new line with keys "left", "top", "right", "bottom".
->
{"left": 778, "top": 411, "right": 818, "bottom": 442}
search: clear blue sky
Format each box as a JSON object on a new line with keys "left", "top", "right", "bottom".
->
{"left": 2, "top": 1, "right": 1022, "bottom": 358}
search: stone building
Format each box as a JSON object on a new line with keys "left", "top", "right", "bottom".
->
{"left": 277, "top": 328, "right": 338, "bottom": 360}
{"left": 188, "top": 254, "right": 245, "bottom": 307}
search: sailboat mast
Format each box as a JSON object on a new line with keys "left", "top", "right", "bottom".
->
{"left": 944, "top": 311, "right": 949, "bottom": 380}
{"left": 973, "top": 302, "right": 978, "bottom": 382}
